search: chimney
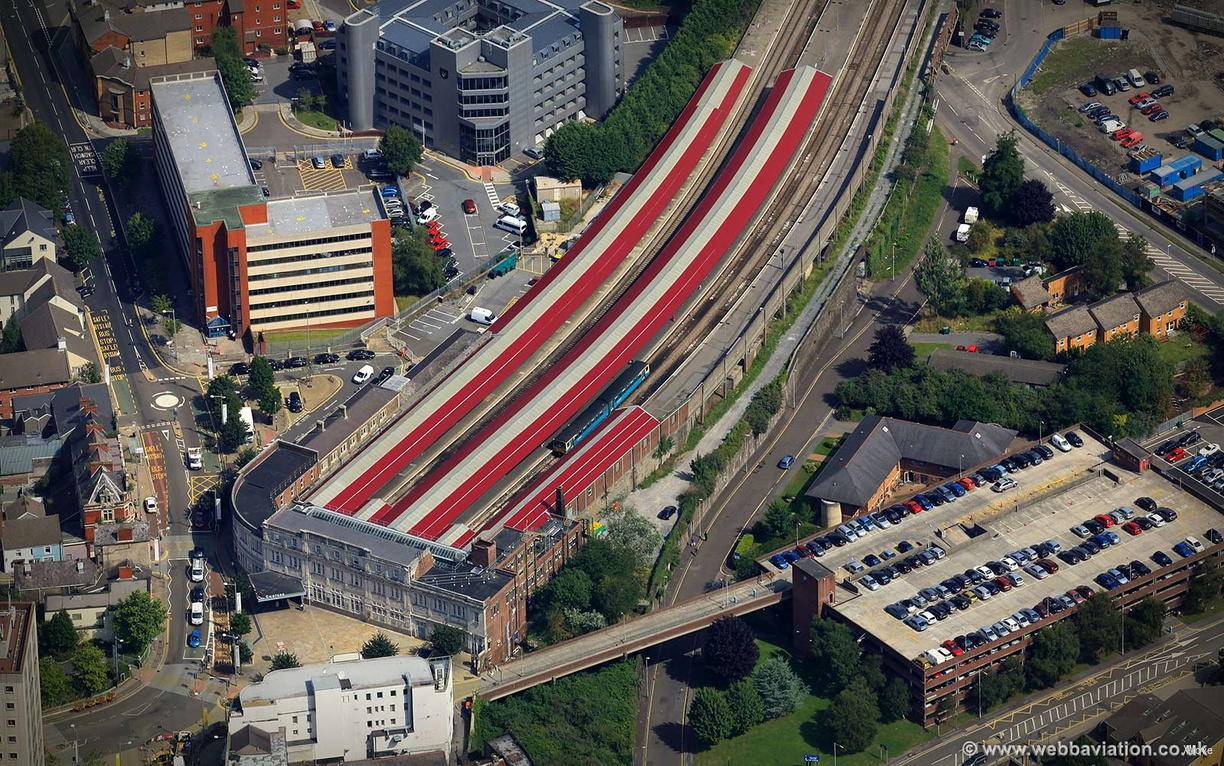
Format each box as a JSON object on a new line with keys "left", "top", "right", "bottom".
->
{"left": 117, "top": 528, "right": 134, "bottom": 542}
{"left": 57, "top": 337, "right": 67, "bottom": 351}
{"left": 118, "top": 564, "right": 133, "bottom": 580}
{"left": 102, "top": 8, "right": 109, "bottom": 20}
{"left": 555, "top": 486, "right": 566, "bottom": 517}
{"left": 75, "top": 560, "right": 84, "bottom": 573}
{"left": 470, "top": 538, "right": 496, "bottom": 568}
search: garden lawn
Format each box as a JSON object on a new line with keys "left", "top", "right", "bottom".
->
{"left": 261, "top": 326, "right": 352, "bottom": 346}
{"left": 697, "top": 641, "right": 934, "bottom": 766}
{"left": 1157, "top": 335, "right": 1209, "bottom": 368}
{"left": 910, "top": 341, "right": 953, "bottom": 357}
{"left": 866, "top": 125, "right": 949, "bottom": 279}
{"left": 296, "top": 110, "right": 338, "bottom": 131}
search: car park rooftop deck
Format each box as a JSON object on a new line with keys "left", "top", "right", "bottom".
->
{"left": 246, "top": 189, "right": 388, "bottom": 241}
{"left": 830, "top": 461, "right": 1221, "bottom": 662}
{"left": 150, "top": 73, "right": 255, "bottom": 195}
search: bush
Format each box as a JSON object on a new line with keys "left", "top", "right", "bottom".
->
{"left": 689, "top": 687, "right": 735, "bottom": 747}
{"left": 727, "top": 677, "right": 765, "bottom": 734}
{"left": 269, "top": 651, "right": 301, "bottom": 670}
{"left": 824, "top": 682, "right": 880, "bottom": 753}
{"left": 752, "top": 656, "right": 807, "bottom": 718}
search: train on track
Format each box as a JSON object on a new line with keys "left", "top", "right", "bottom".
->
{"left": 548, "top": 361, "right": 650, "bottom": 455}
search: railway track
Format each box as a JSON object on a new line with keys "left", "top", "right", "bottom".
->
{"left": 374, "top": 0, "right": 830, "bottom": 504}
{"left": 642, "top": 0, "right": 911, "bottom": 398}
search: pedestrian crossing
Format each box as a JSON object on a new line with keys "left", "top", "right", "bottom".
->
{"left": 484, "top": 181, "right": 501, "bottom": 208}
{"left": 1044, "top": 170, "right": 1224, "bottom": 305}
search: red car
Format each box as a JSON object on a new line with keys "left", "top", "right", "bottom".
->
{"left": 1127, "top": 92, "right": 1150, "bottom": 106}
{"left": 1140, "top": 103, "right": 1162, "bottom": 115}
{"left": 905, "top": 500, "right": 923, "bottom": 514}
{"left": 942, "top": 639, "right": 964, "bottom": 657}
{"left": 462, "top": 198, "right": 477, "bottom": 214}
{"left": 430, "top": 240, "right": 450, "bottom": 251}
{"left": 1122, "top": 521, "right": 1143, "bottom": 536}
{"left": 959, "top": 477, "right": 976, "bottom": 490}
{"left": 1167, "top": 447, "right": 1188, "bottom": 462}
{"left": 1094, "top": 513, "right": 1116, "bottom": 528}
{"left": 1066, "top": 589, "right": 1086, "bottom": 605}
{"left": 1036, "top": 558, "right": 1059, "bottom": 574}
{"left": 1112, "top": 128, "right": 1134, "bottom": 141}
{"left": 994, "top": 576, "right": 1012, "bottom": 592}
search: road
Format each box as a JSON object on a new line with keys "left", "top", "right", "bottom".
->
{"left": 933, "top": 0, "right": 1224, "bottom": 308}
{"left": 1, "top": 0, "right": 240, "bottom": 752}
{"left": 894, "top": 615, "right": 1224, "bottom": 766}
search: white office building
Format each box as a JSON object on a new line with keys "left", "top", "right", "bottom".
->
{"left": 226, "top": 655, "right": 453, "bottom": 763}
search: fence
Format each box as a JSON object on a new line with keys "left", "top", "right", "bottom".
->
{"left": 1009, "top": 29, "right": 1143, "bottom": 208}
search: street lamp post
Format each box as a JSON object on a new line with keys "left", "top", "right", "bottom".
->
{"left": 834, "top": 742, "right": 843, "bottom": 766}
{"left": 162, "top": 307, "right": 177, "bottom": 360}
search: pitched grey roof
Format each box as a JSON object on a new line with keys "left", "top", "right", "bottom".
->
{"left": 11, "top": 383, "right": 113, "bottom": 439}
{"left": 0, "top": 198, "right": 56, "bottom": 248}
{"left": 44, "top": 577, "right": 148, "bottom": 612}
{"left": 1, "top": 513, "right": 61, "bottom": 550}
{"left": 19, "top": 302, "right": 93, "bottom": 362}
{"left": 1103, "top": 687, "right": 1224, "bottom": 766}
{"left": 0, "top": 348, "right": 74, "bottom": 390}
{"left": 806, "top": 416, "right": 1017, "bottom": 507}
{"left": 14, "top": 557, "right": 100, "bottom": 592}
{"left": 72, "top": 0, "right": 190, "bottom": 47}
{"left": 0, "top": 435, "right": 62, "bottom": 477}
{"left": 1009, "top": 275, "right": 1050, "bottom": 310}
{"left": 1045, "top": 305, "right": 1096, "bottom": 340}
{"left": 1134, "top": 280, "right": 1189, "bottom": 317}
{"left": 926, "top": 349, "right": 1067, "bottom": 386}
{"left": 1089, "top": 293, "right": 1141, "bottom": 331}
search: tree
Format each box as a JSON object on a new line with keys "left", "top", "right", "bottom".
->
{"left": 688, "top": 687, "right": 734, "bottom": 747}
{"left": 40, "top": 611, "right": 80, "bottom": 658}
{"left": 269, "top": 651, "right": 301, "bottom": 670}
{"left": 1082, "top": 235, "right": 1125, "bottom": 300}
{"left": 238, "top": 642, "right": 254, "bottom": 664}
{"left": 753, "top": 656, "right": 807, "bottom": 718}
{"left": 429, "top": 625, "right": 466, "bottom": 656}
{"left": 1184, "top": 357, "right": 1212, "bottom": 400}
{"left": 216, "top": 54, "right": 256, "bottom": 110}
{"left": 76, "top": 362, "right": 101, "bottom": 384}
{"left": 220, "top": 414, "right": 251, "bottom": 453}
{"left": 1026, "top": 622, "right": 1079, "bottom": 689}
{"left": 379, "top": 125, "right": 423, "bottom": 176}
{"left": 824, "top": 683, "right": 880, "bottom": 753}
{"left": 868, "top": 325, "right": 915, "bottom": 372}
{"left": 753, "top": 499, "right": 795, "bottom": 542}
{"left": 1074, "top": 594, "right": 1123, "bottom": 663}
{"left": 392, "top": 229, "right": 445, "bottom": 296}
{"left": 966, "top": 220, "right": 995, "bottom": 254}
{"left": 71, "top": 644, "right": 110, "bottom": 696}
{"left": 209, "top": 26, "right": 241, "bottom": 59}
{"left": 100, "top": 139, "right": 138, "bottom": 186}
{"left": 234, "top": 446, "right": 259, "bottom": 470}
{"left": 915, "top": 239, "right": 964, "bottom": 313}
{"left": 544, "top": 121, "right": 618, "bottom": 187}
{"left": 229, "top": 612, "right": 252, "bottom": 636}
{"left": 9, "top": 121, "right": 71, "bottom": 210}
{"left": 0, "top": 313, "right": 24, "bottom": 354}
{"left": 962, "top": 278, "right": 1010, "bottom": 315}
{"left": 1046, "top": 211, "right": 1116, "bottom": 271}
{"left": 112, "top": 591, "right": 167, "bottom": 653}
{"left": 150, "top": 294, "right": 173, "bottom": 317}
{"left": 1124, "top": 597, "right": 1165, "bottom": 649}
{"left": 125, "top": 212, "right": 159, "bottom": 259}
{"left": 995, "top": 308, "right": 1054, "bottom": 361}
{"left": 40, "top": 658, "right": 75, "bottom": 707}
{"left": 702, "top": 617, "right": 759, "bottom": 683}
{"left": 653, "top": 434, "right": 674, "bottom": 462}
{"left": 547, "top": 568, "right": 593, "bottom": 612}
{"left": 361, "top": 632, "right": 399, "bottom": 658}
{"left": 248, "top": 356, "right": 275, "bottom": 393}
{"left": 61, "top": 224, "right": 101, "bottom": 272}
{"left": 979, "top": 131, "right": 1025, "bottom": 219}
{"left": 972, "top": 657, "right": 1022, "bottom": 712}
{"left": 1010, "top": 178, "right": 1055, "bottom": 226}
{"left": 808, "top": 618, "right": 861, "bottom": 693}
{"left": 857, "top": 652, "right": 886, "bottom": 693}
{"left": 562, "top": 608, "right": 606, "bottom": 634}
{"left": 257, "top": 385, "right": 282, "bottom": 418}
{"left": 1183, "top": 565, "right": 1222, "bottom": 614}
{"left": 603, "top": 505, "right": 662, "bottom": 567}
{"left": 1120, "top": 235, "right": 1154, "bottom": 291}
{"left": 727, "top": 678, "right": 765, "bottom": 735}
{"left": 574, "top": 537, "right": 643, "bottom": 621}
{"left": 879, "top": 677, "right": 910, "bottom": 723}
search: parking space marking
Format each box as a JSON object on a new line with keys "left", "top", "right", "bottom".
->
{"left": 624, "top": 25, "right": 670, "bottom": 44}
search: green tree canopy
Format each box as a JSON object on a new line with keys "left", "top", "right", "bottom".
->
{"left": 727, "top": 677, "right": 765, "bottom": 735}
{"left": 125, "top": 212, "right": 159, "bottom": 259}
{"left": 379, "top": 125, "right": 423, "bottom": 176}
{"left": 220, "top": 413, "right": 251, "bottom": 452}
{"left": 1074, "top": 594, "right": 1123, "bottom": 663}
{"left": 0, "top": 313, "right": 24, "bottom": 354}
{"left": 688, "top": 687, "right": 734, "bottom": 747}
{"left": 392, "top": 229, "right": 445, "bottom": 296}
{"left": 1120, "top": 235, "right": 1154, "bottom": 291}
{"left": 979, "top": 131, "right": 1025, "bottom": 219}
{"left": 101, "top": 139, "right": 139, "bottom": 185}
{"left": 915, "top": 239, "right": 965, "bottom": 313}
{"left": 1046, "top": 211, "right": 1116, "bottom": 272}
{"left": 71, "top": 644, "right": 110, "bottom": 696}
{"left": 112, "top": 591, "right": 167, "bottom": 653}
{"left": 868, "top": 325, "right": 915, "bottom": 372}
{"left": 1124, "top": 597, "right": 1165, "bottom": 649}
{"left": 229, "top": 611, "right": 252, "bottom": 636}
{"left": 1026, "top": 622, "right": 1079, "bottom": 689}
{"left": 61, "top": 224, "right": 101, "bottom": 272}
{"left": 879, "top": 677, "right": 910, "bottom": 723}
{"left": 824, "top": 682, "right": 880, "bottom": 752}
{"left": 40, "top": 611, "right": 80, "bottom": 658}
{"left": 702, "top": 617, "right": 759, "bottom": 683}
{"left": 269, "top": 651, "right": 301, "bottom": 670}
{"left": 603, "top": 505, "right": 662, "bottom": 567}
{"left": 1183, "top": 565, "right": 1222, "bottom": 614}
{"left": 9, "top": 122, "right": 71, "bottom": 210}
{"left": 257, "top": 385, "right": 282, "bottom": 418}
{"left": 546, "top": 568, "right": 593, "bottom": 613}
{"left": 214, "top": 47, "right": 256, "bottom": 110}
{"left": 972, "top": 657, "right": 1022, "bottom": 712}
{"left": 429, "top": 625, "right": 466, "bottom": 656}
{"left": 752, "top": 656, "right": 807, "bottom": 719}
{"left": 361, "top": 632, "right": 400, "bottom": 658}
{"left": 248, "top": 356, "right": 275, "bottom": 395}
{"left": 40, "top": 658, "right": 75, "bottom": 707}
{"left": 808, "top": 618, "right": 861, "bottom": 693}
{"left": 1010, "top": 178, "right": 1055, "bottom": 227}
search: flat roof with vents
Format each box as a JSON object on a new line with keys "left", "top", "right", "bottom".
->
{"left": 151, "top": 72, "right": 255, "bottom": 196}
{"left": 247, "top": 190, "right": 387, "bottom": 241}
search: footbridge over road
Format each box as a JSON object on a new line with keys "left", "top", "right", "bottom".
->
{"left": 477, "top": 575, "right": 790, "bottom": 700}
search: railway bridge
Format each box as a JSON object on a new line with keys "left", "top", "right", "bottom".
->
{"left": 477, "top": 574, "right": 791, "bottom": 700}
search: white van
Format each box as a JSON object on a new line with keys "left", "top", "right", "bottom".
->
{"left": 1099, "top": 119, "right": 1124, "bottom": 134}
{"left": 190, "top": 559, "right": 205, "bottom": 583}
{"left": 416, "top": 207, "right": 439, "bottom": 225}
{"left": 955, "top": 223, "right": 971, "bottom": 242}
{"left": 352, "top": 364, "right": 374, "bottom": 384}
{"left": 1127, "top": 68, "right": 1145, "bottom": 88}
{"left": 469, "top": 307, "right": 497, "bottom": 325}
{"left": 498, "top": 201, "right": 521, "bottom": 218}
{"left": 495, "top": 215, "right": 527, "bottom": 235}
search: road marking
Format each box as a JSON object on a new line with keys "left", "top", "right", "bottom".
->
{"left": 484, "top": 181, "right": 501, "bottom": 208}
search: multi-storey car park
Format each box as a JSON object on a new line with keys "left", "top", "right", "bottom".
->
{"left": 336, "top": 0, "right": 624, "bottom": 163}
{"left": 366, "top": 66, "right": 834, "bottom": 545}
{"left": 310, "top": 60, "right": 753, "bottom": 518}
{"left": 785, "top": 431, "right": 1224, "bottom": 724}
{"left": 150, "top": 71, "right": 395, "bottom": 337}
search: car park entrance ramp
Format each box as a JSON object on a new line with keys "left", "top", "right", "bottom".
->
{"left": 309, "top": 60, "right": 753, "bottom": 517}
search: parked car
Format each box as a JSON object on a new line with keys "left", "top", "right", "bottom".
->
{"left": 347, "top": 349, "right": 376, "bottom": 360}
{"left": 187, "top": 629, "right": 202, "bottom": 648}
{"left": 286, "top": 391, "right": 303, "bottom": 413}
{"left": 778, "top": 455, "right": 796, "bottom": 469}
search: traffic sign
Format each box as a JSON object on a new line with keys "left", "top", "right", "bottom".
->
{"left": 805, "top": 756, "right": 821, "bottom": 763}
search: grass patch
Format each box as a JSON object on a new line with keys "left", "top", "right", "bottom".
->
{"left": 1157, "top": 336, "right": 1209, "bottom": 368}
{"left": 911, "top": 341, "right": 953, "bottom": 357}
{"left": 914, "top": 313, "right": 999, "bottom": 333}
{"left": 1025, "top": 37, "right": 1126, "bottom": 97}
{"left": 295, "top": 110, "right": 338, "bottom": 131}
{"left": 261, "top": 326, "right": 352, "bottom": 346}
{"left": 395, "top": 295, "right": 418, "bottom": 312}
{"left": 865, "top": 123, "right": 950, "bottom": 278}
{"left": 957, "top": 155, "right": 979, "bottom": 181}
{"left": 473, "top": 660, "right": 637, "bottom": 766}
{"left": 697, "top": 634, "right": 934, "bottom": 766}
{"left": 812, "top": 436, "right": 842, "bottom": 457}
{"left": 1181, "top": 597, "right": 1224, "bottom": 623}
